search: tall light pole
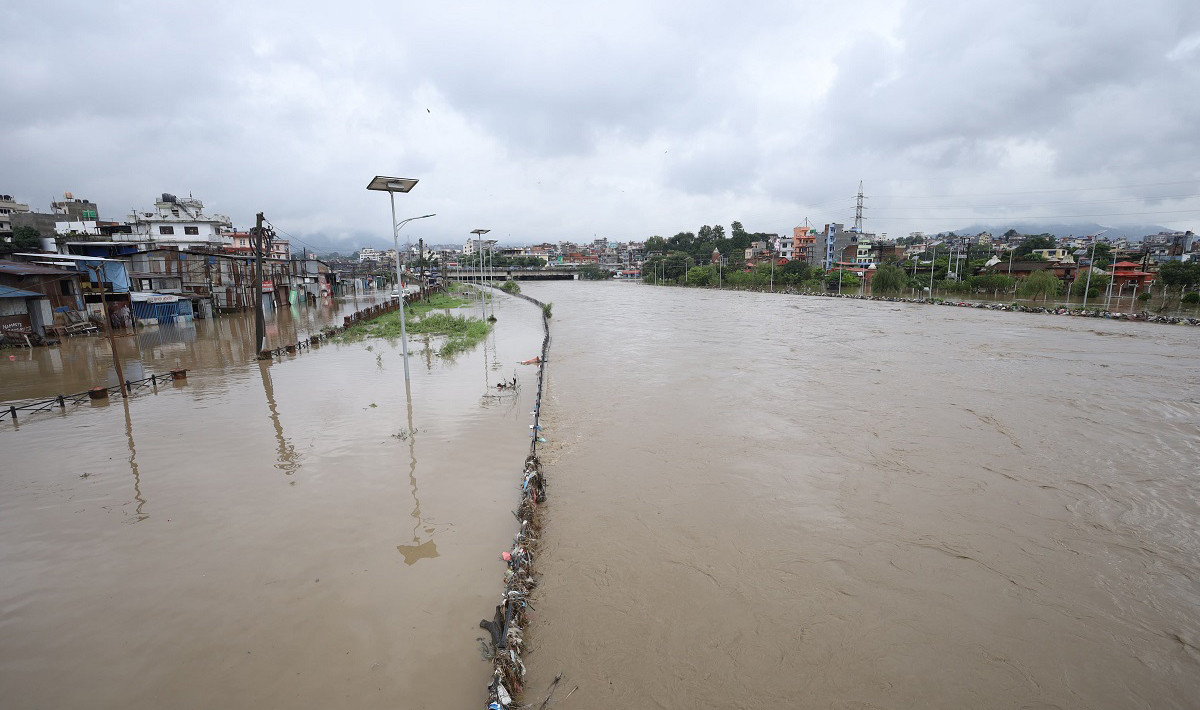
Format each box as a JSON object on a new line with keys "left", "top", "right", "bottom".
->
{"left": 366, "top": 175, "right": 432, "bottom": 386}
{"left": 1081, "top": 229, "right": 1108, "bottom": 309}
{"left": 471, "top": 229, "right": 490, "bottom": 315}
{"left": 928, "top": 243, "right": 936, "bottom": 297}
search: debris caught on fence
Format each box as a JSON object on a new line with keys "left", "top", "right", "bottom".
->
{"left": 481, "top": 284, "right": 552, "bottom": 708}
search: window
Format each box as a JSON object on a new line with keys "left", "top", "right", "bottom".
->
{"left": 184, "top": 226, "right": 199, "bottom": 235}
{"left": 159, "top": 226, "right": 175, "bottom": 235}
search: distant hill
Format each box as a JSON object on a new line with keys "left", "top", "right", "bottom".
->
{"left": 950, "top": 222, "right": 1174, "bottom": 240}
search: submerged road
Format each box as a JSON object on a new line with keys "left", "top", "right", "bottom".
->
{"left": 1, "top": 291, "right": 542, "bottom": 708}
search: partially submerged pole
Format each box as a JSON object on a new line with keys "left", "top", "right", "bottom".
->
{"left": 91, "top": 263, "right": 127, "bottom": 398}
{"left": 254, "top": 212, "right": 267, "bottom": 354}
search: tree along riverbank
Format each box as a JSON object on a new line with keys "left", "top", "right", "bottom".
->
{"left": 646, "top": 282, "right": 1200, "bottom": 326}
{"left": 642, "top": 257, "right": 1200, "bottom": 316}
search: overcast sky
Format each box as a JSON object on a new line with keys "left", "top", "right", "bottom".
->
{"left": 3, "top": 0, "right": 1198, "bottom": 251}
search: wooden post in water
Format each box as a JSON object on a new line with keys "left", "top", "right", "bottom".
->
{"left": 90, "top": 263, "right": 127, "bottom": 398}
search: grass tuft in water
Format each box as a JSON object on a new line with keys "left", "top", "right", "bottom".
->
{"left": 333, "top": 300, "right": 490, "bottom": 357}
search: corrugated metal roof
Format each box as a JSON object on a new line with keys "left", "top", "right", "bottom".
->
{"left": 0, "top": 259, "right": 77, "bottom": 276}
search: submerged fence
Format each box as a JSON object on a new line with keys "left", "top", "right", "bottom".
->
{"left": 480, "top": 287, "right": 552, "bottom": 709}
{"left": 0, "top": 371, "right": 189, "bottom": 424}
{"left": 2, "top": 287, "right": 446, "bottom": 426}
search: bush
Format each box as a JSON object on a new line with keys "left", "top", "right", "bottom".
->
{"left": 500, "top": 280, "right": 521, "bottom": 294}
{"left": 542, "top": 302, "right": 553, "bottom": 319}
{"left": 1137, "top": 292, "right": 1152, "bottom": 302}
{"left": 1183, "top": 292, "right": 1200, "bottom": 304}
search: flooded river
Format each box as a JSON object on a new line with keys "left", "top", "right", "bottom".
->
{"left": 521, "top": 280, "right": 1200, "bottom": 709}
{"left": 3, "top": 281, "right": 1199, "bottom": 708}
{"left": 1, "top": 291, "right": 542, "bottom": 708}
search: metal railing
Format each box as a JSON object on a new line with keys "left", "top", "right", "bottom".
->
{"left": 1, "top": 372, "right": 183, "bottom": 424}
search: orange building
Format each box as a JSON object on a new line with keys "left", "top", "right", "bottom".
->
{"left": 793, "top": 226, "right": 818, "bottom": 264}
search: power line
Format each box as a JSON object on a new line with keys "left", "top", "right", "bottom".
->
{"left": 875, "top": 179, "right": 1200, "bottom": 199}
{"left": 868, "top": 208, "right": 1200, "bottom": 221}
{"left": 871, "top": 193, "right": 1200, "bottom": 210}
{"left": 263, "top": 219, "right": 325, "bottom": 257}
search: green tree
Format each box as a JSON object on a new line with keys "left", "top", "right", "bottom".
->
{"left": 1074, "top": 270, "right": 1110, "bottom": 298}
{"left": 686, "top": 265, "right": 715, "bottom": 287}
{"left": 2, "top": 225, "right": 42, "bottom": 254}
{"left": 825, "top": 269, "right": 860, "bottom": 290}
{"left": 667, "top": 232, "right": 696, "bottom": 253}
{"left": 871, "top": 264, "right": 908, "bottom": 294}
{"left": 644, "top": 235, "right": 667, "bottom": 254}
{"left": 1017, "top": 270, "right": 1063, "bottom": 302}
{"left": 779, "top": 259, "right": 812, "bottom": 284}
{"left": 1015, "top": 234, "right": 1057, "bottom": 257}
{"left": 1158, "top": 260, "right": 1200, "bottom": 289}
{"left": 1090, "top": 243, "right": 1113, "bottom": 269}
{"left": 577, "top": 263, "right": 610, "bottom": 280}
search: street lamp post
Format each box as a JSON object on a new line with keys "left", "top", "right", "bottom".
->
{"left": 928, "top": 244, "right": 936, "bottom": 297}
{"left": 366, "top": 175, "right": 433, "bottom": 386}
{"left": 471, "top": 229, "right": 490, "bottom": 315}
{"left": 1081, "top": 229, "right": 1108, "bottom": 309}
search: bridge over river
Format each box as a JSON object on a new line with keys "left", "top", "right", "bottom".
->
{"left": 446, "top": 267, "right": 581, "bottom": 281}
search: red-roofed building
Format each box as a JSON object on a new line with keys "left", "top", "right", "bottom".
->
{"left": 1110, "top": 261, "right": 1154, "bottom": 289}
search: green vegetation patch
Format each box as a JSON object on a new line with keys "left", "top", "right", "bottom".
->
{"left": 333, "top": 294, "right": 490, "bottom": 356}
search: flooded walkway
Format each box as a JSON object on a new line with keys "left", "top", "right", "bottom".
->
{"left": 1, "top": 291, "right": 543, "bottom": 708}
{"left": 522, "top": 280, "right": 1200, "bottom": 709}
{"left": 1, "top": 293, "right": 376, "bottom": 403}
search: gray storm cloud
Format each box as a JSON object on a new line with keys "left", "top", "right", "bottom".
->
{"left": 1, "top": 0, "right": 1196, "bottom": 248}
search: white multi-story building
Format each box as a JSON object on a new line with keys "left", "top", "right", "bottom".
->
{"left": 463, "top": 238, "right": 497, "bottom": 256}
{"left": 772, "top": 235, "right": 794, "bottom": 260}
{"left": 0, "top": 194, "right": 30, "bottom": 239}
{"left": 125, "top": 193, "right": 233, "bottom": 250}
{"left": 359, "top": 247, "right": 384, "bottom": 263}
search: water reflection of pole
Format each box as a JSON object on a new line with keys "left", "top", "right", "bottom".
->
{"left": 396, "top": 378, "right": 437, "bottom": 564}
{"left": 122, "top": 395, "right": 148, "bottom": 521}
{"left": 259, "top": 361, "right": 299, "bottom": 473}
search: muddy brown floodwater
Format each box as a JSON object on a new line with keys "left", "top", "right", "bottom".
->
{"left": 1, "top": 290, "right": 543, "bottom": 708}
{"left": 521, "top": 280, "right": 1200, "bottom": 709}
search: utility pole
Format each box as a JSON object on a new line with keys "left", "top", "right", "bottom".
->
{"left": 254, "top": 212, "right": 266, "bottom": 355}
{"left": 418, "top": 237, "right": 425, "bottom": 290}
{"left": 90, "top": 263, "right": 127, "bottom": 397}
